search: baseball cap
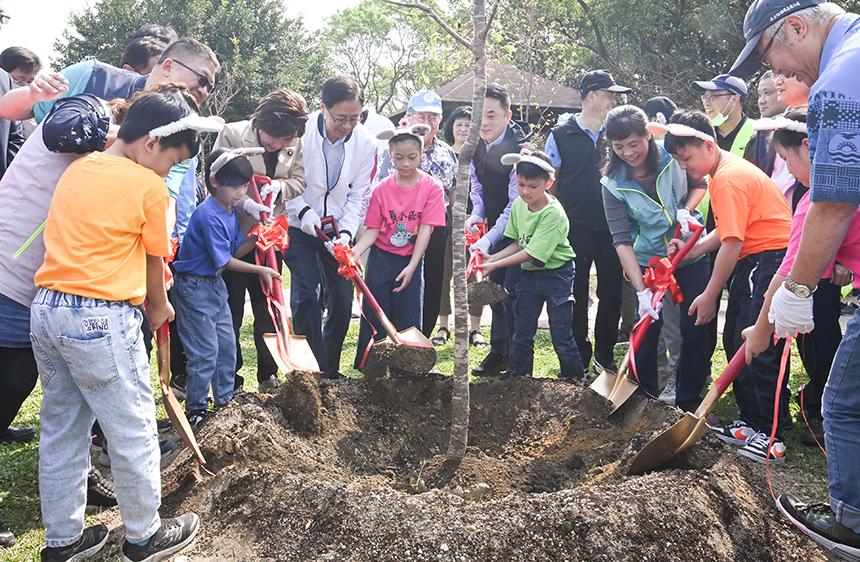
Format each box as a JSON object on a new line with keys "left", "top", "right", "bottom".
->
{"left": 691, "top": 74, "right": 749, "bottom": 99}
{"left": 729, "top": 0, "right": 826, "bottom": 78}
{"left": 642, "top": 96, "right": 677, "bottom": 122}
{"left": 580, "top": 70, "right": 632, "bottom": 95}
{"left": 408, "top": 90, "right": 443, "bottom": 114}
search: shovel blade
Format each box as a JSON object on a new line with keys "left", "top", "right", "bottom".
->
{"left": 589, "top": 369, "right": 639, "bottom": 411}
{"left": 608, "top": 378, "right": 639, "bottom": 413}
{"left": 263, "top": 333, "right": 294, "bottom": 374}
{"left": 382, "top": 328, "right": 437, "bottom": 373}
{"left": 627, "top": 413, "right": 711, "bottom": 475}
{"left": 161, "top": 382, "right": 206, "bottom": 464}
{"left": 284, "top": 333, "right": 320, "bottom": 372}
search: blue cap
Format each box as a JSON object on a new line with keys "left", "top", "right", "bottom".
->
{"left": 42, "top": 94, "right": 111, "bottom": 154}
{"left": 408, "top": 90, "right": 443, "bottom": 114}
{"left": 691, "top": 74, "right": 749, "bottom": 100}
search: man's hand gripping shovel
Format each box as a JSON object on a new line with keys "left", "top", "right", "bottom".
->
{"left": 315, "top": 217, "right": 437, "bottom": 374}
{"left": 590, "top": 223, "right": 705, "bottom": 412}
{"left": 247, "top": 174, "right": 320, "bottom": 373}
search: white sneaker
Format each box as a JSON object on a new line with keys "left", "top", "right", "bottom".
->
{"left": 658, "top": 375, "right": 677, "bottom": 405}
{"left": 738, "top": 431, "right": 787, "bottom": 464}
{"left": 712, "top": 419, "right": 757, "bottom": 446}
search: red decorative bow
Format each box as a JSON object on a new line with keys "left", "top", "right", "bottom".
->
{"left": 643, "top": 255, "right": 683, "bottom": 305}
{"left": 249, "top": 215, "right": 290, "bottom": 252}
{"left": 333, "top": 243, "right": 362, "bottom": 280}
{"left": 465, "top": 222, "right": 487, "bottom": 248}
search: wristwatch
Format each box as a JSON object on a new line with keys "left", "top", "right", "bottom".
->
{"left": 784, "top": 274, "right": 816, "bottom": 298}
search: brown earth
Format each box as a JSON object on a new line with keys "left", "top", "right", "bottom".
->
{"left": 90, "top": 372, "right": 838, "bottom": 561}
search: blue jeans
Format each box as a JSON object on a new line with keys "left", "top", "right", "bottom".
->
{"left": 509, "top": 261, "right": 585, "bottom": 379}
{"left": 488, "top": 237, "right": 521, "bottom": 357}
{"left": 824, "top": 306, "right": 860, "bottom": 533}
{"left": 355, "top": 246, "right": 423, "bottom": 368}
{"left": 30, "top": 289, "right": 161, "bottom": 547}
{"left": 723, "top": 248, "right": 788, "bottom": 437}
{"left": 173, "top": 272, "right": 235, "bottom": 412}
{"left": 282, "top": 227, "right": 354, "bottom": 378}
{"left": 633, "top": 257, "right": 711, "bottom": 412}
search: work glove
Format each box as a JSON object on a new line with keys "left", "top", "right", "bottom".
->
{"left": 768, "top": 284, "right": 815, "bottom": 337}
{"left": 636, "top": 288, "right": 662, "bottom": 321}
{"left": 324, "top": 233, "right": 351, "bottom": 256}
{"left": 465, "top": 215, "right": 484, "bottom": 234}
{"left": 259, "top": 180, "right": 281, "bottom": 204}
{"left": 676, "top": 208, "right": 694, "bottom": 237}
{"left": 300, "top": 207, "right": 322, "bottom": 237}
{"left": 242, "top": 198, "right": 272, "bottom": 221}
{"left": 470, "top": 236, "right": 491, "bottom": 256}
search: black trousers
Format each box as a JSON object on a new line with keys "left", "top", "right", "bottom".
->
{"left": 796, "top": 279, "right": 844, "bottom": 419}
{"left": 0, "top": 346, "right": 39, "bottom": 432}
{"left": 422, "top": 224, "right": 449, "bottom": 337}
{"left": 570, "top": 228, "right": 623, "bottom": 370}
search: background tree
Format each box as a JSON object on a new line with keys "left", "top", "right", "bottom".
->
{"left": 54, "top": 0, "right": 331, "bottom": 122}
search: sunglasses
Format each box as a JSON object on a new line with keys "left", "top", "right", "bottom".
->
{"left": 172, "top": 60, "right": 216, "bottom": 94}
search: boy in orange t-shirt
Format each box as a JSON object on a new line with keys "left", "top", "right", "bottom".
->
{"left": 662, "top": 110, "right": 792, "bottom": 465}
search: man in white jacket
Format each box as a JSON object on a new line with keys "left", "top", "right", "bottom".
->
{"left": 284, "top": 76, "right": 378, "bottom": 379}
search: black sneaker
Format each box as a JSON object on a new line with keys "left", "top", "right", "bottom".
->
{"left": 471, "top": 352, "right": 508, "bottom": 377}
{"left": 86, "top": 467, "right": 117, "bottom": 508}
{"left": 0, "top": 519, "right": 15, "bottom": 548}
{"left": 156, "top": 418, "right": 172, "bottom": 433}
{"left": 777, "top": 494, "right": 860, "bottom": 562}
{"left": 2, "top": 425, "right": 36, "bottom": 443}
{"left": 41, "top": 524, "right": 108, "bottom": 562}
{"left": 169, "top": 375, "right": 187, "bottom": 401}
{"left": 186, "top": 409, "right": 210, "bottom": 430}
{"left": 121, "top": 513, "right": 199, "bottom": 562}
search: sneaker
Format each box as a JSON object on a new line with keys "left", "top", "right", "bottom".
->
{"left": 777, "top": 494, "right": 860, "bottom": 562}
{"left": 801, "top": 417, "right": 826, "bottom": 448}
{"left": 258, "top": 374, "right": 282, "bottom": 394}
{"left": 616, "top": 330, "right": 630, "bottom": 344}
{"left": 100, "top": 440, "right": 177, "bottom": 468}
{"left": 658, "top": 375, "right": 677, "bottom": 405}
{"left": 86, "top": 467, "right": 117, "bottom": 508}
{"left": 712, "top": 419, "right": 757, "bottom": 446}
{"left": 0, "top": 519, "right": 15, "bottom": 548}
{"left": 121, "top": 513, "right": 199, "bottom": 562}
{"left": 41, "top": 524, "right": 108, "bottom": 562}
{"left": 156, "top": 418, "right": 172, "bottom": 433}
{"left": 186, "top": 409, "right": 210, "bottom": 430}
{"left": 169, "top": 375, "right": 187, "bottom": 401}
{"left": 737, "top": 431, "right": 787, "bottom": 464}
{"left": 2, "top": 425, "right": 35, "bottom": 443}
{"left": 471, "top": 352, "right": 509, "bottom": 378}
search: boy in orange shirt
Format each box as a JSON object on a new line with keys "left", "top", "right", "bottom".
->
{"left": 661, "top": 110, "right": 792, "bottom": 464}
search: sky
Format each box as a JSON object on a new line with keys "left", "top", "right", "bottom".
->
{"left": 0, "top": 0, "right": 359, "bottom": 72}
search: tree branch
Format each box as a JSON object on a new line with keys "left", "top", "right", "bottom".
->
{"left": 380, "top": 0, "right": 473, "bottom": 50}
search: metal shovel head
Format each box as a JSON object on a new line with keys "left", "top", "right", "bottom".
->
{"left": 589, "top": 368, "right": 639, "bottom": 412}
{"left": 160, "top": 381, "right": 206, "bottom": 464}
{"left": 262, "top": 333, "right": 320, "bottom": 374}
{"left": 371, "top": 327, "right": 437, "bottom": 373}
{"left": 626, "top": 413, "right": 711, "bottom": 475}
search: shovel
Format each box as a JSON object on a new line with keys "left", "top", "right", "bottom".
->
{"left": 315, "top": 217, "right": 437, "bottom": 373}
{"left": 155, "top": 323, "right": 206, "bottom": 466}
{"left": 627, "top": 342, "right": 747, "bottom": 475}
{"left": 466, "top": 223, "right": 507, "bottom": 307}
{"left": 248, "top": 174, "right": 319, "bottom": 374}
{"left": 590, "top": 223, "right": 705, "bottom": 412}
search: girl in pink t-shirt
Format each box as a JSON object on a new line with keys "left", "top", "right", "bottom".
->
{"left": 350, "top": 125, "right": 446, "bottom": 370}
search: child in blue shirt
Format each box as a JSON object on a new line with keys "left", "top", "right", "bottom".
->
{"left": 173, "top": 148, "right": 281, "bottom": 428}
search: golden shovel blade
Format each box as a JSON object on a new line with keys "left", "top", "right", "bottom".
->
{"left": 389, "top": 326, "right": 437, "bottom": 373}
{"left": 589, "top": 368, "right": 639, "bottom": 412}
{"left": 160, "top": 381, "right": 206, "bottom": 464}
{"left": 262, "top": 332, "right": 320, "bottom": 374}
{"left": 626, "top": 413, "right": 712, "bottom": 475}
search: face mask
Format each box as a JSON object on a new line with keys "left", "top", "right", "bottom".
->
{"left": 710, "top": 97, "right": 736, "bottom": 128}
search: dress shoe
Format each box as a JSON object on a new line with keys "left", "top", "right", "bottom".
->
{"left": 2, "top": 425, "right": 35, "bottom": 444}
{"left": 471, "top": 352, "right": 509, "bottom": 378}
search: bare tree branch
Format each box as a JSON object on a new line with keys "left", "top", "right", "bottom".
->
{"left": 380, "top": 0, "right": 473, "bottom": 49}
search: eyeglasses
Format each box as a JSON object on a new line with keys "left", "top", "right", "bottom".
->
{"left": 410, "top": 112, "right": 441, "bottom": 124}
{"left": 328, "top": 114, "right": 361, "bottom": 126}
{"left": 0, "top": 14, "right": 10, "bottom": 25}
{"left": 758, "top": 20, "right": 785, "bottom": 68}
{"left": 11, "top": 78, "right": 29, "bottom": 88}
{"left": 700, "top": 93, "right": 734, "bottom": 103}
{"left": 172, "top": 60, "right": 216, "bottom": 94}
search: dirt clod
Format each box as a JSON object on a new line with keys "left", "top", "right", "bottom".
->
{"left": 468, "top": 279, "right": 508, "bottom": 307}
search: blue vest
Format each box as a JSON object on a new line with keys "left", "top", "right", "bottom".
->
{"left": 602, "top": 146, "right": 703, "bottom": 267}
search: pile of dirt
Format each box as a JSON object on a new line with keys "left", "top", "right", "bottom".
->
{"left": 93, "top": 373, "right": 835, "bottom": 561}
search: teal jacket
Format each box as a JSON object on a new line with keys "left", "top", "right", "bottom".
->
{"left": 602, "top": 145, "right": 702, "bottom": 267}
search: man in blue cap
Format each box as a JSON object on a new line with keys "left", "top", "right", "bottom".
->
{"left": 375, "top": 89, "right": 457, "bottom": 338}
{"left": 691, "top": 74, "right": 754, "bottom": 158}
{"left": 731, "top": 0, "right": 860, "bottom": 559}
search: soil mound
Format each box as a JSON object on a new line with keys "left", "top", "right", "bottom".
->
{"left": 97, "top": 374, "right": 835, "bottom": 561}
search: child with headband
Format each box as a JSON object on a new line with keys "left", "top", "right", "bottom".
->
{"left": 173, "top": 147, "right": 281, "bottom": 428}
{"left": 475, "top": 149, "right": 584, "bottom": 380}
{"left": 660, "top": 109, "right": 792, "bottom": 465}
{"left": 30, "top": 89, "right": 219, "bottom": 562}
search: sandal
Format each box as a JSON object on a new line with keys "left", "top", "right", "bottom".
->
{"left": 469, "top": 329, "right": 489, "bottom": 349}
{"left": 431, "top": 327, "right": 450, "bottom": 346}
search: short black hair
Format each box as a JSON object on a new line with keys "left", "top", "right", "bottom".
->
{"left": 118, "top": 88, "right": 200, "bottom": 155}
{"left": 205, "top": 148, "right": 254, "bottom": 192}
{"left": 160, "top": 37, "right": 220, "bottom": 73}
{"left": 253, "top": 88, "right": 310, "bottom": 139}
{"left": 443, "top": 105, "right": 471, "bottom": 145}
{"left": 388, "top": 132, "right": 422, "bottom": 151}
{"left": 663, "top": 110, "right": 715, "bottom": 154}
{"left": 773, "top": 107, "right": 808, "bottom": 149}
{"left": 133, "top": 23, "right": 179, "bottom": 44}
{"left": 120, "top": 37, "right": 167, "bottom": 73}
{"left": 321, "top": 76, "right": 365, "bottom": 108}
{"left": 485, "top": 82, "right": 510, "bottom": 113}
{"left": 515, "top": 149, "right": 552, "bottom": 181}
{"left": 0, "top": 46, "right": 41, "bottom": 74}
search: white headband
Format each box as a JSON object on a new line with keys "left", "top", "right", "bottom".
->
{"left": 500, "top": 148, "right": 555, "bottom": 179}
{"left": 646, "top": 122, "right": 715, "bottom": 143}
{"left": 377, "top": 123, "right": 432, "bottom": 150}
{"left": 210, "top": 147, "right": 265, "bottom": 178}
{"left": 149, "top": 114, "right": 225, "bottom": 139}
{"left": 752, "top": 116, "right": 808, "bottom": 134}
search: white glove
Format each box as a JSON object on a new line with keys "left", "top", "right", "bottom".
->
{"left": 768, "top": 284, "right": 815, "bottom": 337}
{"left": 470, "top": 236, "right": 491, "bottom": 255}
{"left": 242, "top": 198, "right": 272, "bottom": 221}
{"left": 259, "top": 180, "right": 281, "bottom": 204}
{"left": 324, "top": 233, "right": 351, "bottom": 255}
{"left": 636, "top": 288, "right": 662, "bottom": 321}
{"left": 676, "top": 208, "right": 694, "bottom": 237}
{"left": 300, "top": 207, "right": 322, "bottom": 237}
{"left": 465, "top": 215, "right": 484, "bottom": 234}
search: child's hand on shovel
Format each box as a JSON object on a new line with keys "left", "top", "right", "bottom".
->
{"left": 474, "top": 252, "right": 498, "bottom": 275}
{"left": 256, "top": 265, "right": 282, "bottom": 294}
{"left": 148, "top": 300, "right": 175, "bottom": 331}
{"left": 666, "top": 238, "right": 683, "bottom": 257}
{"left": 741, "top": 324, "right": 772, "bottom": 364}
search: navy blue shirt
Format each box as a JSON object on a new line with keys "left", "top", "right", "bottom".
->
{"left": 174, "top": 197, "right": 242, "bottom": 276}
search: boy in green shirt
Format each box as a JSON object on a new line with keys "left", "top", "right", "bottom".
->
{"left": 476, "top": 149, "right": 584, "bottom": 379}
